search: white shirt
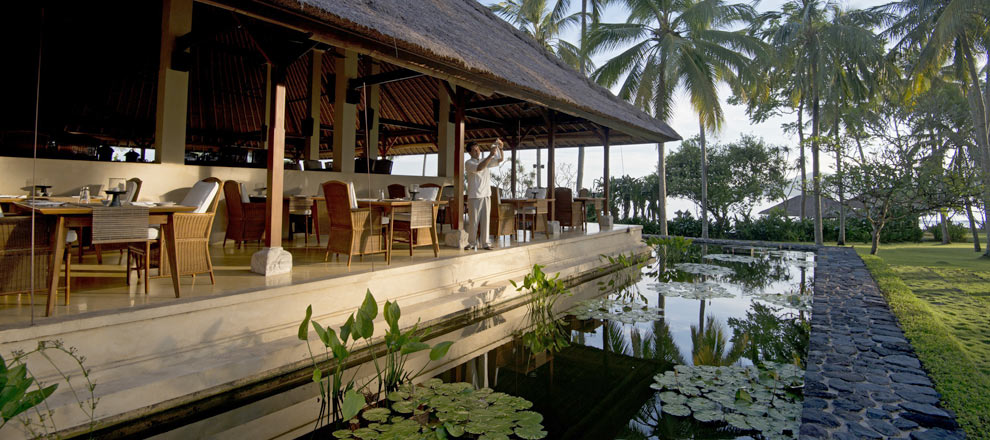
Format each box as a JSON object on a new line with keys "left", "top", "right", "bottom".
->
{"left": 465, "top": 156, "right": 498, "bottom": 199}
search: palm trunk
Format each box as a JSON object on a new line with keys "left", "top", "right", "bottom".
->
{"left": 798, "top": 99, "right": 807, "bottom": 220}
{"left": 965, "top": 198, "right": 982, "bottom": 252}
{"left": 939, "top": 209, "right": 950, "bottom": 244}
{"left": 834, "top": 113, "right": 845, "bottom": 245}
{"left": 576, "top": 0, "right": 588, "bottom": 193}
{"left": 811, "top": 93, "right": 823, "bottom": 246}
{"left": 699, "top": 117, "right": 709, "bottom": 239}
{"left": 962, "top": 41, "right": 990, "bottom": 257}
{"left": 658, "top": 142, "right": 668, "bottom": 235}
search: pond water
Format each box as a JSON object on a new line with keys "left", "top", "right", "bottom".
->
{"left": 434, "top": 243, "right": 815, "bottom": 440}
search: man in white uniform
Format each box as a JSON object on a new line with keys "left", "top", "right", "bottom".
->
{"left": 464, "top": 139, "right": 504, "bottom": 250}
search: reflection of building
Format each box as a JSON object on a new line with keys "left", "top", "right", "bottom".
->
{"left": 760, "top": 195, "right": 864, "bottom": 218}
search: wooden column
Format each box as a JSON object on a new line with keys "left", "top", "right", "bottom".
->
{"left": 603, "top": 127, "right": 611, "bottom": 216}
{"left": 366, "top": 61, "right": 382, "bottom": 159}
{"left": 261, "top": 63, "right": 273, "bottom": 149}
{"left": 264, "top": 78, "right": 287, "bottom": 248}
{"left": 332, "top": 49, "right": 357, "bottom": 173}
{"left": 509, "top": 134, "right": 518, "bottom": 198}
{"left": 547, "top": 110, "right": 556, "bottom": 221}
{"left": 437, "top": 81, "right": 455, "bottom": 177}
{"left": 304, "top": 49, "right": 323, "bottom": 160}
{"left": 453, "top": 88, "right": 466, "bottom": 230}
{"left": 154, "top": 0, "right": 192, "bottom": 164}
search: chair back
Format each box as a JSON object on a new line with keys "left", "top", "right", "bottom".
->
{"left": 182, "top": 178, "right": 221, "bottom": 213}
{"left": 417, "top": 183, "right": 441, "bottom": 201}
{"left": 223, "top": 180, "right": 245, "bottom": 218}
{"left": 303, "top": 159, "right": 324, "bottom": 170}
{"left": 289, "top": 196, "right": 312, "bottom": 214}
{"left": 322, "top": 181, "right": 354, "bottom": 228}
{"left": 526, "top": 187, "right": 547, "bottom": 199}
{"left": 123, "top": 178, "right": 142, "bottom": 203}
{"left": 0, "top": 216, "right": 53, "bottom": 296}
{"left": 407, "top": 201, "right": 434, "bottom": 229}
{"left": 554, "top": 187, "right": 573, "bottom": 205}
{"left": 440, "top": 185, "right": 454, "bottom": 200}
{"left": 578, "top": 188, "right": 590, "bottom": 198}
{"left": 534, "top": 199, "right": 548, "bottom": 215}
{"left": 387, "top": 184, "right": 407, "bottom": 199}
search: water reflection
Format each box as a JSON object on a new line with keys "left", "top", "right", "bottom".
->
{"left": 432, "top": 244, "right": 813, "bottom": 439}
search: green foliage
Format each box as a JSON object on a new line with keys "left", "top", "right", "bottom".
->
{"left": 333, "top": 379, "right": 546, "bottom": 440}
{"left": 860, "top": 255, "right": 990, "bottom": 438}
{"left": 511, "top": 265, "right": 571, "bottom": 356}
{"left": 928, "top": 223, "right": 969, "bottom": 243}
{"left": 728, "top": 303, "right": 810, "bottom": 368}
{"left": 1, "top": 340, "right": 97, "bottom": 437}
{"left": 300, "top": 290, "right": 454, "bottom": 426}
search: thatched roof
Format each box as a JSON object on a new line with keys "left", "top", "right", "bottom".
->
{"left": 760, "top": 195, "right": 864, "bottom": 218}
{"left": 251, "top": 0, "right": 682, "bottom": 144}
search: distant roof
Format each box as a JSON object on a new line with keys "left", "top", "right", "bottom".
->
{"left": 256, "top": 0, "right": 682, "bottom": 144}
{"left": 760, "top": 195, "right": 864, "bottom": 218}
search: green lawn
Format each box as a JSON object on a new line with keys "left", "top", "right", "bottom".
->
{"left": 855, "top": 243, "right": 990, "bottom": 439}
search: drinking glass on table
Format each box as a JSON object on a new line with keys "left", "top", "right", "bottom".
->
{"left": 108, "top": 178, "right": 126, "bottom": 192}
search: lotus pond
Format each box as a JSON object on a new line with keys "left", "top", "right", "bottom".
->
{"left": 432, "top": 242, "right": 815, "bottom": 439}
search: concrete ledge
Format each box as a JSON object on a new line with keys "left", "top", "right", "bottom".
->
{"left": 0, "top": 225, "right": 646, "bottom": 438}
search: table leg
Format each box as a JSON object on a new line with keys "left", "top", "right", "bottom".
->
{"left": 46, "top": 216, "right": 67, "bottom": 317}
{"left": 163, "top": 214, "right": 181, "bottom": 298}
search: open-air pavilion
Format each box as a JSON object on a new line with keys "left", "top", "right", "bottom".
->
{"left": 0, "top": 0, "right": 679, "bottom": 437}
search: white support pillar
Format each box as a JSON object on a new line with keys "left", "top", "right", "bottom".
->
{"left": 154, "top": 0, "right": 192, "bottom": 164}
{"left": 305, "top": 50, "right": 323, "bottom": 160}
{"left": 437, "top": 82, "right": 455, "bottom": 177}
{"left": 332, "top": 49, "right": 358, "bottom": 173}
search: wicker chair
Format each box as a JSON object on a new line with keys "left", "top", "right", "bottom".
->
{"left": 489, "top": 187, "right": 516, "bottom": 243}
{"left": 417, "top": 183, "right": 442, "bottom": 201}
{"left": 126, "top": 178, "right": 222, "bottom": 291}
{"left": 288, "top": 195, "right": 317, "bottom": 246}
{"left": 0, "top": 215, "right": 74, "bottom": 307}
{"left": 222, "top": 180, "right": 266, "bottom": 248}
{"left": 553, "top": 187, "right": 584, "bottom": 231}
{"left": 387, "top": 184, "right": 407, "bottom": 199}
{"left": 82, "top": 177, "right": 143, "bottom": 264}
{"left": 388, "top": 201, "right": 439, "bottom": 264}
{"left": 516, "top": 199, "right": 549, "bottom": 241}
{"left": 322, "top": 180, "right": 387, "bottom": 267}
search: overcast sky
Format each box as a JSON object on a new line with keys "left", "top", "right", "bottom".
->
{"left": 393, "top": 0, "right": 890, "bottom": 219}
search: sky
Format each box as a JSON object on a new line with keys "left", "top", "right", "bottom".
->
{"left": 392, "top": 0, "right": 891, "bottom": 219}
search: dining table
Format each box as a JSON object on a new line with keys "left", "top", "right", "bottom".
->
{"left": 11, "top": 200, "right": 195, "bottom": 316}
{"left": 357, "top": 199, "right": 447, "bottom": 263}
{"left": 500, "top": 198, "right": 555, "bottom": 241}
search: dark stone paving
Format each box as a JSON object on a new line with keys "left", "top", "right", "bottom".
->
{"left": 652, "top": 238, "right": 966, "bottom": 439}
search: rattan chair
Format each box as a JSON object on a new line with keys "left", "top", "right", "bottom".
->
{"left": 489, "top": 187, "right": 516, "bottom": 243}
{"left": 516, "top": 199, "right": 549, "bottom": 241}
{"left": 553, "top": 187, "right": 584, "bottom": 231}
{"left": 419, "top": 183, "right": 442, "bottom": 201}
{"left": 288, "top": 195, "right": 317, "bottom": 246}
{"left": 388, "top": 201, "right": 439, "bottom": 264}
{"left": 387, "top": 184, "right": 407, "bottom": 199}
{"left": 0, "top": 215, "right": 72, "bottom": 307}
{"left": 322, "top": 180, "right": 387, "bottom": 267}
{"left": 82, "top": 177, "right": 143, "bottom": 264}
{"left": 222, "top": 180, "right": 266, "bottom": 248}
{"left": 126, "top": 178, "right": 222, "bottom": 291}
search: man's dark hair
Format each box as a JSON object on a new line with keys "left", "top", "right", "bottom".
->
{"left": 466, "top": 142, "right": 478, "bottom": 150}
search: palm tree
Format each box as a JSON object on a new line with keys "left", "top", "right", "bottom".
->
{"left": 587, "top": 0, "right": 765, "bottom": 239}
{"left": 490, "top": 0, "right": 590, "bottom": 70}
{"left": 576, "top": 0, "right": 615, "bottom": 194}
{"left": 879, "top": 0, "right": 990, "bottom": 256}
{"left": 757, "top": 0, "right": 888, "bottom": 246}
{"left": 690, "top": 316, "right": 748, "bottom": 366}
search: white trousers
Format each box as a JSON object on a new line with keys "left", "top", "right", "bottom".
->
{"left": 467, "top": 196, "right": 491, "bottom": 247}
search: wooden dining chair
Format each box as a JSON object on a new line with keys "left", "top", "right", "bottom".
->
{"left": 516, "top": 199, "right": 549, "bottom": 241}
{"left": 387, "top": 184, "right": 407, "bottom": 199}
{"left": 490, "top": 186, "right": 516, "bottom": 243}
{"left": 288, "top": 195, "right": 316, "bottom": 246}
{"left": 222, "top": 180, "right": 266, "bottom": 248}
{"left": 388, "top": 201, "right": 439, "bottom": 264}
{"left": 553, "top": 187, "right": 584, "bottom": 231}
{"left": 322, "top": 180, "right": 387, "bottom": 267}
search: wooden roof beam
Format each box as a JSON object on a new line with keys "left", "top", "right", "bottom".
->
{"left": 464, "top": 97, "right": 524, "bottom": 110}
{"left": 379, "top": 118, "right": 435, "bottom": 132}
{"left": 346, "top": 68, "right": 423, "bottom": 103}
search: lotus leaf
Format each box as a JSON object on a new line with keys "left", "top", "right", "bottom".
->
{"left": 391, "top": 400, "right": 417, "bottom": 414}
{"left": 443, "top": 422, "right": 465, "bottom": 437}
{"left": 724, "top": 413, "right": 751, "bottom": 430}
{"left": 514, "top": 410, "right": 544, "bottom": 425}
{"left": 693, "top": 409, "right": 724, "bottom": 422}
{"left": 702, "top": 254, "right": 760, "bottom": 264}
{"left": 464, "top": 421, "right": 488, "bottom": 435}
{"left": 687, "top": 397, "right": 716, "bottom": 412}
{"left": 661, "top": 403, "right": 691, "bottom": 417}
{"left": 659, "top": 391, "right": 687, "bottom": 405}
{"left": 333, "top": 429, "right": 354, "bottom": 439}
{"left": 673, "top": 263, "right": 735, "bottom": 277}
{"left": 387, "top": 391, "right": 409, "bottom": 402}
{"left": 649, "top": 281, "right": 734, "bottom": 300}
{"left": 351, "top": 427, "right": 380, "bottom": 439}
{"left": 362, "top": 407, "right": 391, "bottom": 422}
{"left": 514, "top": 425, "right": 548, "bottom": 439}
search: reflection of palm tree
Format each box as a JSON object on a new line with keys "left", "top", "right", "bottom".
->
{"left": 640, "top": 320, "right": 685, "bottom": 366}
{"left": 603, "top": 320, "right": 631, "bottom": 355}
{"left": 691, "top": 316, "right": 748, "bottom": 366}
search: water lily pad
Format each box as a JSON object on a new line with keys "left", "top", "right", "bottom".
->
{"left": 351, "top": 427, "right": 380, "bottom": 439}
{"left": 673, "top": 263, "right": 735, "bottom": 277}
{"left": 333, "top": 429, "right": 354, "bottom": 439}
{"left": 649, "top": 281, "right": 735, "bottom": 300}
{"left": 724, "top": 413, "right": 751, "bottom": 430}
{"left": 444, "top": 422, "right": 465, "bottom": 437}
{"left": 659, "top": 391, "right": 687, "bottom": 405}
{"left": 567, "top": 298, "right": 663, "bottom": 324}
{"left": 693, "top": 409, "right": 724, "bottom": 423}
{"left": 391, "top": 400, "right": 417, "bottom": 414}
{"left": 662, "top": 403, "right": 691, "bottom": 417}
{"left": 362, "top": 407, "right": 391, "bottom": 422}
{"left": 753, "top": 293, "right": 812, "bottom": 312}
{"left": 703, "top": 253, "right": 760, "bottom": 264}
{"left": 514, "top": 410, "right": 544, "bottom": 425}
{"left": 514, "top": 425, "right": 548, "bottom": 439}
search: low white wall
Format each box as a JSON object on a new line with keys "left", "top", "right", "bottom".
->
{"left": 0, "top": 156, "right": 451, "bottom": 242}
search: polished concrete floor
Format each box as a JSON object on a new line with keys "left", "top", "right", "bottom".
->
{"left": 1, "top": 224, "right": 614, "bottom": 326}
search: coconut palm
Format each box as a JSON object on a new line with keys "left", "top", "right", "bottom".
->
{"left": 878, "top": 0, "right": 990, "bottom": 255}
{"left": 490, "top": 0, "right": 591, "bottom": 70}
{"left": 587, "top": 0, "right": 765, "bottom": 239}
{"left": 576, "top": 0, "right": 616, "bottom": 193}
{"left": 690, "top": 316, "right": 748, "bottom": 366}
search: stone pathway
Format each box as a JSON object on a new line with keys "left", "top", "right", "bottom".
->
{"left": 650, "top": 237, "right": 966, "bottom": 439}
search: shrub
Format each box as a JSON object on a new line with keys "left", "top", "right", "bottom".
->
{"left": 928, "top": 223, "right": 969, "bottom": 243}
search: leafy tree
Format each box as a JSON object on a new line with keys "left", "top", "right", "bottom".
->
{"left": 490, "top": 0, "right": 590, "bottom": 70}
{"left": 666, "top": 135, "right": 789, "bottom": 228}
